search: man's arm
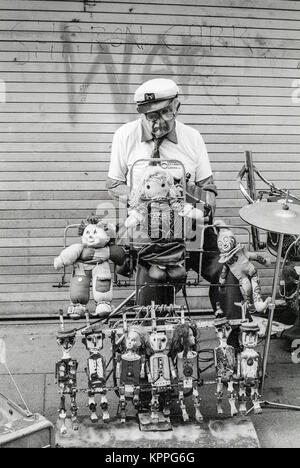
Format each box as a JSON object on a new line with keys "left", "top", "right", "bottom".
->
{"left": 106, "top": 177, "right": 130, "bottom": 204}
{"left": 106, "top": 127, "right": 130, "bottom": 204}
{"left": 186, "top": 175, "right": 217, "bottom": 217}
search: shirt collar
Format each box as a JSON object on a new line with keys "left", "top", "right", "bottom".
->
{"left": 140, "top": 120, "right": 178, "bottom": 144}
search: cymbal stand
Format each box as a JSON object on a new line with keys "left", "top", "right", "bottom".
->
{"left": 248, "top": 233, "right": 300, "bottom": 413}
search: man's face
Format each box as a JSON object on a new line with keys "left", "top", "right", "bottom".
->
{"left": 143, "top": 100, "right": 178, "bottom": 139}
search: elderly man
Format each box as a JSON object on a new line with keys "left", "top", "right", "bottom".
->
{"left": 106, "top": 78, "right": 243, "bottom": 324}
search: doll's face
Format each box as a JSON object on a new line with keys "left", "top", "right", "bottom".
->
{"left": 143, "top": 177, "right": 169, "bottom": 199}
{"left": 242, "top": 330, "right": 258, "bottom": 348}
{"left": 126, "top": 330, "right": 141, "bottom": 351}
{"left": 82, "top": 224, "right": 110, "bottom": 248}
{"left": 217, "top": 232, "right": 236, "bottom": 254}
{"left": 188, "top": 328, "right": 196, "bottom": 347}
{"left": 216, "top": 323, "right": 231, "bottom": 343}
{"left": 84, "top": 333, "right": 103, "bottom": 351}
{"left": 150, "top": 332, "right": 167, "bottom": 352}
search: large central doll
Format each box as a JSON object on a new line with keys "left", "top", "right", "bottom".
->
{"left": 125, "top": 166, "right": 204, "bottom": 235}
{"left": 124, "top": 166, "right": 203, "bottom": 282}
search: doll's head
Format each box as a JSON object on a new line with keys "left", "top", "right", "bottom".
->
{"left": 125, "top": 326, "right": 148, "bottom": 353}
{"left": 79, "top": 215, "right": 116, "bottom": 248}
{"left": 241, "top": 322, "right": 259, "bottom": 348}
{"left": 170, "top": 322, "right": 198, "bottom": 359}
{"left": 130, "top": 167, "right": 177, "bottom": 208}
{"left": 149, "top": 332, "right": 168, "bottom": 352}
{"left": 216, "top": 225, "right": 237, "bottom": 254}
{"left": 214, "top": 316, "right": 231, "bottom": 345}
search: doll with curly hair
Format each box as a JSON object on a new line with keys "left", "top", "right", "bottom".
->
{"left": 54, "top": 215, "right": 125, "bottom": 319}
{"left": 125, "top": 166, "right": 204, "bottom": 230}
{"left": 169, "top": 322, "right": 203, "bottom": 422}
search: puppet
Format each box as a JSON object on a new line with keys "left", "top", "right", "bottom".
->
{"left": 216, "top": 222, "right": 271, "bottom": 314}
{"left": 82, "top": 323, "right": 110, "bottom": 423}
{"left": 116, "top": 325, "right": 148, "bottom": 422}
{"left": 214, "top": 306, "right": 238, "bottom": 417}
{"left": 237, "top": 321, "right": 262, "bottom": 414}
{"left": 170, "top": 322, "right": 203, "bottom": 422}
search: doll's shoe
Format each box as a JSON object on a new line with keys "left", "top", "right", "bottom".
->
{"left": 67, "top": 303, "right": 86, "bottom": 320}
{"left": 148, "top": 265, "right": 167, "bottom": 281}
{"left": 92, "top": 301, "right": 112, "bottom": 318}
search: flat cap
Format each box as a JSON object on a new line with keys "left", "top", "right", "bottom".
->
{"left": 134, "top": 78, "right": 179, "bottom": 114}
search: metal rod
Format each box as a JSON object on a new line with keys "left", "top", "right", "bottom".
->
{"left": 261, "top": 233, "right": 284, "bottom": 393}
{"left": 105, "top": 291, "right": 136, "bottom": 321}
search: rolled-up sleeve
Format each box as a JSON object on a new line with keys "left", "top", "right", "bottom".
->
{"left": 108, "top": 127, "right": 128, "bottom": 182}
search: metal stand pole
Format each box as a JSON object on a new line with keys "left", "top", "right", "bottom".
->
{"left": 253, "top": 233, "right": 300, "bottom": 413}
{"left": 261, "top": 233, "right": 284, "bottom": 393}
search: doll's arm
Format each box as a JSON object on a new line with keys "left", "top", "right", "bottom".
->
{"left": 219, "top": 263, "right": 229, "bottom": 286}
{"left": 125, "top": 208, "right": 145, "bottom": 228}
{"left": 178, "top": 202, "right": 204, "bottom": 221}
{"left": 169, "top": 357, "right": 177, "bottom": 379}
{"left": 54, "top": 243, "right": 84, "bottom": 270}
{"left": 246, "top": 250, "right": 271, "bottom": 267}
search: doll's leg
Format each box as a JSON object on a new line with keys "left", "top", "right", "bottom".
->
{"left": 100, "top": 389, "right": 110, "bottom": 422}
{"left": 227, "top": 379, "right": 238, "bottom": 417}
{"left": 178, "top": 383, "right": 189, "bottom": 422}
{"left": 250, "top": 273, "right": 271, "bottom": 313}
{"left": 68, "top": 275, "right": 90, "bottom": 318}
{"left": 251, "top": 385, "right": 262, "bottom": 414}
{"left": 216, "top": 377, "right": 224, "bottom": 415}
{"left": 58, "top": 394, "right": 67, "bottom": 435}
{"left": 70, "top": 391, "right": 79, "bottom": 431}
{"left": 92, "top": 263, "right": 113, "bottom": 317}
{"left": 239, "top": 277, "right": 252, "bottom": 304}
{"left": 88, "top": 391, "right": 98, "bottom": 423}
{"left": 133, "top": 387, "right": 140, "bottom": 408}
{"left": 119, "top": 387, "right": 127, "bottom": 423}
{"left": 192, "top": 381, "right": 203, "bottom": 422}
{"left": 150, "top": 387, "right": 160, "bottom": 423}
{"left": 238, "top": 381, "right": 247, "bottom": 415}
{"left": 162, "top": 390, "right": 171, "bottom": 417}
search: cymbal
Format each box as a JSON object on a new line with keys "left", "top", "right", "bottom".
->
{"left": 239, "top": 202, "right": 300, "bottom": 235}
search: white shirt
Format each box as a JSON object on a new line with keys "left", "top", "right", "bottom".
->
{"left": 108, "top": 119, "right": 212, "bottom": 185}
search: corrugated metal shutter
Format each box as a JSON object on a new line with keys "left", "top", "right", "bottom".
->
{"left": 0, "top": 0, "right": 299, "bottom": 317}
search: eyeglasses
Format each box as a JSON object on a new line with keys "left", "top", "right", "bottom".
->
{"left": 145, "top": 107, "right": 175, "bottom": 122}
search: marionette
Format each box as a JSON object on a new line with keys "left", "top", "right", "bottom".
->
{"left": 116, "top": 325, "right": 148, "bottom": 423}
{"left": 55, "top": 328, "right": 79, "bottom": 434}
{"left": 216, "top": 222, "right": 271, "bottom": 314}
{"left": 146, "top": 331, "right": 177, "bottom": 422}
{"left": 54, "top": 215, "right": 126, "bottom": 319}
{"left": 81, "top": 323, "right": 109, "bottom": 423}
{"left": 125, "top": 167, "right": 203, "bottom": 282}
{"left": 170, "top": 322, "right": 203, "bottom": 422}
{"left": 237, "top": 321, "right": 262, "bottom": 415}
{"left": 213, "top": 305, "right": 238, "bottom": 417}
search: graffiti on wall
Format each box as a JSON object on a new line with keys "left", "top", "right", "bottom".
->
{"left": 8, "top": 19, "right": 299, "bottom": 119}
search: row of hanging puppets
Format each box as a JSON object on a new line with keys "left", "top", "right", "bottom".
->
{"left": 55, "top": 303, "right": 262, "bottom": 434}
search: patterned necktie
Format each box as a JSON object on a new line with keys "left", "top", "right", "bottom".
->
{"left": 151, "top": 137, "right": 164, "bottom": 158}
